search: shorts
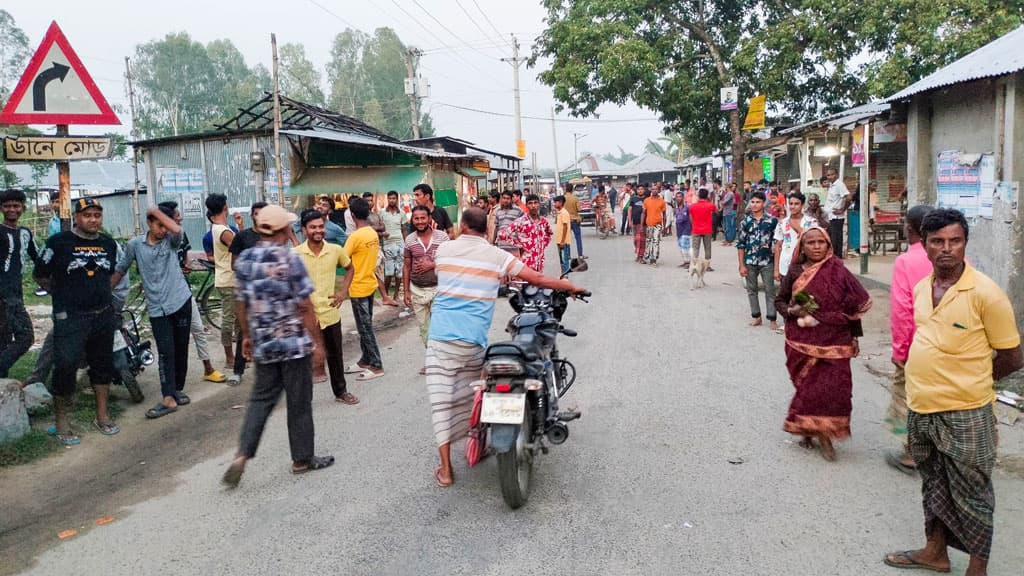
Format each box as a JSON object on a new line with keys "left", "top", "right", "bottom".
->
{"left": 383, "top": 242, "right": 404, "bottom": 276}
{"left": 677, "top": 235, "right": 691, "bottom": 252}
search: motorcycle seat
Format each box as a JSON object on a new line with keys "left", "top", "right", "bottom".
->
{"left": 486, "top": 336, "right": 542, "bottom": 362}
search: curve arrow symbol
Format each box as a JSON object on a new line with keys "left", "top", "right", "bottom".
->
{"left": 32, "top": 62, "right": 71, "bottom": 112}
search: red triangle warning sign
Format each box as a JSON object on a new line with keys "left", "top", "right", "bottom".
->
{"left": 0, "top": 21, "right": 120, "bottom": 125}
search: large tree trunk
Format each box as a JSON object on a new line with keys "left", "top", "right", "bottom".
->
{"left": 729, "top": 108, "right": 744, "bottom": 185}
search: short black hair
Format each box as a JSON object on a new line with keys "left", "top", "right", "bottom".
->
{"left": 300, "top": 209, "right": 323, "bottom": 227}
{"left": 525, "top": 194, "right": 540, "bottom": 203}
{"left": 349, "top": 197, "right": 370, "bottom": 220}
{"left": 553, "top": 195, "right": 566, "bottom": 204}
{"left": 362, "top": 192, "right": 374, "bottom": 199}
{"left": 920, "top": 207, "right": 969, "bottom": 242}
{"left": 411, "top": 204, "right": 430, "bottom": 216}
{"left": 500, "top": 190, "right": 513, "bottom": 199}
{"left": 513, "top": 190, "right": 523, "bottom": 197}
{"left": 251, "top": 201, "right": 268, "bottom": 212}
{"left": 413, "top": 184, "right": 433, "bottom": 200}
{"left": 462, "top": 207, "right": 488, "bottom": 234}
{"left": 1, "top": 189, "right": 26, "bottom": 204}
{"left": 205, "top": 193, "right": 227, "bottom": 218}
{"left": 387, "top": 190, "right": 398, "bottom": 198}
{"left": 698, "top": 188, "right": 709, "bottom": 200}
{"left": 787, "top": 191, "right": 806, "bottom": 204}
{"left": 158, "top": 200, "right": 178, "bottom": 212}
{"left": 906, "top": 204, "right": 934, "bottom": 237}
{"left": 751, "top": 191, "right": 766, "bottom": 201}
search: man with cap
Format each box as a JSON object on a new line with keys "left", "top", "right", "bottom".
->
{"left": 222, "top": 204, "right": 333, "bottom": 488}
{"left": 35, "top": 198, "right": 120, "bottom": 445}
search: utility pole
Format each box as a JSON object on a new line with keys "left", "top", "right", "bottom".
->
{"left": 573, "top": 132, "right": 587, "bottom": 169}
{"left": 271, "top": 33, "right": 285, "bottom": 207}
{"left": 125, "top": 56, "right": 142, "bottom": 236}
{"left": 404, "top": 47, "right": 422, "bottom": 139}
{"left": 551, "top": 108, "right": 561, "bottom": 190}
{"left": 502, "top": 35, "right": 525, "bottom": 187}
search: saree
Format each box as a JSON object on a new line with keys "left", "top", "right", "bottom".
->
{"left": 775, "top": 229, "right": 872, "bottom": 439}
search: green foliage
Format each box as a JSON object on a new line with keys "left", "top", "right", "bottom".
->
{"left": 419, "top": 112, "right": 436, "bottom": 138}
{"left": 0, "top": 9, "right": 30, "bottom": 102}
{"left": 601, "top": 146, "right": 637, "bottom": 165}
{"left": 0, "top": 430, "right": 55, "bottom": 467}
{"left": 279, "top": 43, "right": 325, "bottom": 106}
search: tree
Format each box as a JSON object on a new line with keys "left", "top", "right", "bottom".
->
{"left": 361, "top": 98, "right": 386, "bottom": 131}
{"left": 601, "top": 147, "right": 637, "bottom": 165}
{"left": 0, "top": 9, "right": 30, "bottom": 102}
{"left": 419, "top": 112, "right": 436, "bottom": 138}
{"left": 279, "top": 43, "right": 325, "bottom": 107}
{"left": 207, "top": 39, "right": 269, "bottom": 122}
{"left": 327, "top": 29, "right": 369, "bottom": 117}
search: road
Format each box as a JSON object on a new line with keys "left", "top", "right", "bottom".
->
{"left": 8, "top": 229, "right": 1024, "bottom": 575}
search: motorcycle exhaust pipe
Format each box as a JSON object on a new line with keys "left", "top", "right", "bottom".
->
{"left": 546, "top": 422, "right": 569, "bottom": 445}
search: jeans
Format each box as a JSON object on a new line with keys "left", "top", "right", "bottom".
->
{"left": 712, "top": 212, "right": 722, "bottom": 240}
{"left": 692, "top": 234, "right": 712, "bottom": 259}
{"left": 150, "top": 301, "right": 192, "bottom": 399}
{"left": 620, "top": 211, "right": 629, "bottom": 234}
{"left": 321, "top": 321, "right": 347, "bottom": 398}
{"left": 27, "top": 329, "right": 54, "bottom": 385}
{"left": 723, "top": 213, "right": 737, "bottom": 242}
{"left": 570, "top": 221, "right": 583, "bottom": 257}
{"left": 238, "top": 356, "right": 314, "bottom": 463}
{"left": 0, "top": 298, "right": 33, "bottom": 378}
{"left": 558, "top": 244, "right": 571, "bottom": 275}
{"left": 829, "top": 219, "right": 845, "bottom": 258}
{"left": 52, "top": 307, "right": 115, "bottom": 398}
{"left": 189, "top": 297, "right": 210, "bottom": 362}
{"left": 350, "top": 296, "right": 382, "bottom": 370}
{"left": 744, "top": 264, "right": 777, "bottom": 321}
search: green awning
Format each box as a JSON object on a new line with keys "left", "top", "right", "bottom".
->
{"left": 290, "top": 166, "right": 428, "bottom": 196}
{"left": 457, "top": 167, "right": 487, "bottom": 178}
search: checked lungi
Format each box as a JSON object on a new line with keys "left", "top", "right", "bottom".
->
{"left": 425, "top": 339, "right": 485, "bottom": 446}
{"left": 908, "top": 405, "right": 997, "bottom": 560}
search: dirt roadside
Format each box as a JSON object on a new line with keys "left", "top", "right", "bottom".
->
{"left": 0, "top": 305, "right": 413, "bottom": 576}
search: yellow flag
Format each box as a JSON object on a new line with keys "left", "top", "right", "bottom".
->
{"left": 742, "top": 95, "right": 766, "bottom": 130}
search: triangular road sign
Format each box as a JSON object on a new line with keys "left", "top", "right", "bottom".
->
{"left": 0, "top": 21, "right": 120, "bottom": 125}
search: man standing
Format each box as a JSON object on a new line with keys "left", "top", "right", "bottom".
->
{"left": 222, "top": 205, "right": 333, "bottom": 488}
{"left": 343, "top": 197, "right": 385, "bottom": 381}
{"left": 226, "top": 201, "right": 271, "bottom": 385}
{"left": 426, "top": 208, "right": 586, "bottom": 487}
{"left": 413, "top": 184, "right": 454, "bottom": 236}
{"left": 673, "top": 191, "right": 692, "bottom": 268}
{"left": 627, "top": 184, "right": 648, "bottom": 263}
{"left": 113, "top": 205, "right": 193, "bottom": 419}
{"left": 773, "top": 192, "right": 818, "bottom": 282}
{"left": 736, "top": 192, "right": 779, "bottom": 330}
{"left": 824, "top": 168, "right": 850, "bottom": 258}
{"left": 380, "top": 191, "right": 408, "bottom": 304}
{"left": 619, "top": 183, "right": 633, "bottom": 236}
{"left": 689, "top": 188, "right": 716, "bottom": 264}
{"left": 884, "top": 205, "right": 934, "bottom": 474}
{"left": 491, "top": 191, "right": 524, "bottom": 248}
{"left": 720, "top": 182, "right": 738, "bottom": 245}
{"left": 606, "top": 181, "right": 618, "bottom": 232}
{"left": 403, "top": 205, "right": 450, "bottom": 354}
{"left": 552, "top": 195, "right": 571, "bottom": 275}
{"left": 314, "top": 195, "right": 348, "bottom": 246}
{"left": 512, "top": 189, "right": 527, "bottom": 213}
{"left": 884, "top": 208, "right": 1022, "bottom": 575}
{"left": 641, "top": 184, "right": 666, "bottom": 267}
{"left": 0, "top": 189, "right": 39, "bottom": 377}
{"left": 35, "top": 199, "right": 119, "bottom": 444}
{"left": 205, "top": 193, "right": 241, "bottom": 372}
{"left": 294, "top": 210, "right": 359, "bottom": 405}
{"left": 497, "top": 194, "right": 552, "bottom": 273}
{"left": 563, "top": 186, "right": 583, "bottom": 258}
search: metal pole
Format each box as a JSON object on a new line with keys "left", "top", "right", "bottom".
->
{"left": 125, "top": 57, "right": 142, "bottom": 236}
{"left": 551, "top": 108, "right": 561, "bottom": 189}
{"left": 405, "top": 47, "right": 421, "bottom": 139}
{"left": 859, "top": 123, "right": 871, "bottom": 274}
{"left": 271, "top": 33, "right": 286, "bottom": 207}
{"left": 56, "top": 125, "right": 71, "bottom": 232}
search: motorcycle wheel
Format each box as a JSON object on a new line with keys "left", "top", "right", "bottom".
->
{"left": 120, "top": 368, "right": 145, "bottom": 404}
{"left": 497, "top": 407, "right": 534, "bottom": 509}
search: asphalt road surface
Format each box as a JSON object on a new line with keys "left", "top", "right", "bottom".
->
{"left": 11, "top": 229, "right": 1024, "bottom": 575}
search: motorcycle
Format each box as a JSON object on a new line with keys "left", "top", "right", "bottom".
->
{"left": 595, "top": 205, "right": 615, "bottom": 239}
{"left": 473, "top": 259, "right": 590, "bottom": 509}
{"left": 112, "top": 308, "right": 155, "bottom": 403}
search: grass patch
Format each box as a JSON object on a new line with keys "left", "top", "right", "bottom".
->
{"left": 0, "top": 429, "right": 58, "bottom": 467}
{"left": 8, "top": 349, "right": 37, "bottom": 384}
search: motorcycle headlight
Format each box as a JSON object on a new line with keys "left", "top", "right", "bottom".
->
{"left": 484, "top": 358, "right": 525, "bottom": 376}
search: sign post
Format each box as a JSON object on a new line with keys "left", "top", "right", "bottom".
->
{"left": 0, "top": 21, "right": 121, "bottom": 231}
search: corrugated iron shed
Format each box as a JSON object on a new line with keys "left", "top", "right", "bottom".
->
{"left": 779, "top": 101, "right": 890, "bottom": 135}
{"left": 886, "top": 25, "right": 1024, "bottom": 102}
{"left": 280, "top": 128, "right": 468, "bottom": 159}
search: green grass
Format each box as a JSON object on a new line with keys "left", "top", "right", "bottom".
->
{"left": 0, "top": 430, "right": 56, "bottom": 466}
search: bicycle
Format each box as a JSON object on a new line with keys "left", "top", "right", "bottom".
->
{"left": 192, "top": 258, "right": 222, "bottom": 331}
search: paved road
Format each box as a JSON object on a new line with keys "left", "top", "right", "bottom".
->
{"left": 15, "top": 231, "right": 1024, "bottom": 575}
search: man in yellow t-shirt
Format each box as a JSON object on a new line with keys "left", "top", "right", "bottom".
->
{"left": 563, "top": 187, "right": 583, "bottom": 258}
{"left": 294, "top": 209, "right": 359, "bottom": 405}
{"left": 553, "top": 195, "right": 571, "bottom": 275}
{"left": 343, "top": 197, "right": 385, "bottom": 380}
{"left": 885, "top": 208, "right": 1022, "bottom": 574}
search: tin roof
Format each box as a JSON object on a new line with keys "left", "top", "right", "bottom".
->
{"left": 779, "top": 101, "right": 890, "bottom": 135}
{"left": 3, "top": 160, "right": 146, "bottom": 193}
{"left": 886, "top": 25, "right": 1024, "bottom": 102}
{"left": 280, "top": 128, "right": 469, "bottom": 159}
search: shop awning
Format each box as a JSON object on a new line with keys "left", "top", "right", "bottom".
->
{"left": 457, "top": 167, "right": 488, "bottom": 178}
{"left": 290, "top": 166, "right": 429, "bottom": 196}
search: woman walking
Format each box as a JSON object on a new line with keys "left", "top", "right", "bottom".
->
{"left": 775, "top": 226, "right": 871, "bottom": 461}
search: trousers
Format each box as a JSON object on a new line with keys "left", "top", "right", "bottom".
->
{"left": 350, "top": 296, "right": 382, "bottom": 370}
{"left": 744, "top": 264, "right": 777, "bottom": 321}
{"left": 238, "top": 356, "right": 314, "bottom": 463}
{"left": 321, "top": 320, "right": 347, "bottom": 398}
{"left": 0, "top": 298, "right": 33, "bottom": 378}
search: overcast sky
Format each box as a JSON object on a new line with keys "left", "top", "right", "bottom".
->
{"left": 8, "top": 1, "right": 668, "bottom": 170}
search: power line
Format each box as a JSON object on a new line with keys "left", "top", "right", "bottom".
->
{"left": 306, "top": 0, "right": 361, "bottom": 30}
{"left": 409, "top": 0, "right": 502, "bottom": 62}
{"left": 472, "top": 0, "right": 513, "bottom": 49}
{"left": 389, "top": 0, "right": 503, "bottom": 84}
{"left": 433, "top": 102, "right": 663, "bottom": 123}
{"left": 454, "top": 0, "right": 503, "bottom": 53}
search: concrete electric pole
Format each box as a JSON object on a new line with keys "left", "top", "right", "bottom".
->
{"left": 502, "top": 35, "right": 526, "bottom": 187}
{"left": 404, "top": 47, "right": 423, "bottom": 140}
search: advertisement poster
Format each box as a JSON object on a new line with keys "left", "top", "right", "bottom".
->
{"left": 720, "top": 87, "right": 738, "bottom": 110}
{"left": 978, "top": 155, "right": 996, "bottom": 218}
{"left": 936, "top": 150, "right": 982, "bottom": 218}
{"left": 873, "top": 122, "right": 907, "bottom": 143}
{"left": 851, "top": 128, "right": 866, "bottom": 167}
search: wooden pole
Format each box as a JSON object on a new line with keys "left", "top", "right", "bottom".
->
{"left": 56, "top": 125, "right": 71, "bottom": 232}
{"left": 271, "top": 33, "right": 285, "bottom": 207}
{"left": 125, "top": 56, "right": 142, "bottom": 236}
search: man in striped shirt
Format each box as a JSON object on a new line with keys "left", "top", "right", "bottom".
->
{"left": 425, "top": 207, "right": 585, "bottom": 487}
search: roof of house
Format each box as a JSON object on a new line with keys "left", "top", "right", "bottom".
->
{"left": 779, "top": 101, "right": 890, "bottom": 135}
{"left": 403, "top": 136, "right": 520, "bottom": 162}
{"left": 280, "top": 128, "right": 468, "bottom": 159}
{"left": 615, "top": 152, "right": 680, "bottom": 175}
{"left": 563, "top": 154, "right": 623, "bottom": 175}
{"left": 886, "top": 25, "right": 1024, "bottom": 101}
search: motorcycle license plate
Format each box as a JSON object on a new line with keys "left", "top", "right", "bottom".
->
{"left": 112, "top": 329, "right": 128, "bottom": 352}
{"left": 480, "top": 392, "right": 526, "bottom": 424}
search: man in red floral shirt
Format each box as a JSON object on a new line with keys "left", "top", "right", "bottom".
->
{"left": 497, "top": 194, "right": 552, "bottom": 272}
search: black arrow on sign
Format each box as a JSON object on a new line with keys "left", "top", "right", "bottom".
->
{"left": 32, "top": 62, "right": 71, "bottom": 112}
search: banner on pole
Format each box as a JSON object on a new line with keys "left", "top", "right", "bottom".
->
{"left": 851, "top": 128, "right": 867, "bottom": 167}
{"left": 742, "top": 95, "right": 766, "bottom": 130}
{"left": 720, "top": 87, "right": 738, "bottom": 110}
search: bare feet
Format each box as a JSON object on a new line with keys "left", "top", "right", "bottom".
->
{"left": 769, "top": 321, "right": 779, "bottom": 331}
{"left": 749, "top": 318, "right": 763, "bottom": 327}
{"left": 818, "top": 435, "right": 836, "bottom": 461}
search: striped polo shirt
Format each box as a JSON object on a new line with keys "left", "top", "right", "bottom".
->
{"left": 429, "top": 234, "right": 525, "bottom": 348}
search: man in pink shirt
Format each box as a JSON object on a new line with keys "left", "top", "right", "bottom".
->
{"left": 886, "top": 204, "right": 934, "bottom": 474}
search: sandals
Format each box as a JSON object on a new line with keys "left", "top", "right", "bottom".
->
{"left": 175, "top": 393, "right": 191, "bottom": 406}
{"left": 292, "top": 455, "right": 335, "bottom": 474}
{"left": 203, "top": 370, "right": 227, "bottom": 383}
{"left": 885, "top": 450, "right": 918, "bottom": 475}
{"left": 882, "top": 551, "right": 951, "bottom": 572}
{"left": 222, "top": 459, "right": 245, "bottom": 489}
{"left": 145, "top": 403, "right": 178, "bottom": 419}
{"left": 335, "top": 392, "right": 360, "bottom": 405}
{"left": 344, "top": 363, "right": 367, "bottom": 374}
{"left": 93, "top": 420, "right": 120, "bottom": 436}
{"left": 356, "top": 370, "right": 384, "bottom": 382}
{"left": 434, "top": 467, "right": 453, "bottom": 488}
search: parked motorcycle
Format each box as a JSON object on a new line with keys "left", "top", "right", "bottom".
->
{"left": 112, "top": 308, "right": 154, "bottom": 403}
{"left": 473, "top": 259, "right": 590, "bottom": 509}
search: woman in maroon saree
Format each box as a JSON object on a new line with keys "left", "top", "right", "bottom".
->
{"left": 775, "top": 226, "right": 872, "bottom": 461}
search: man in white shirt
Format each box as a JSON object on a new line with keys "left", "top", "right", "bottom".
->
{"left": 824, "top": 168, "right": 850, "bottom": 258}
{"left": 773, "top": 191, "right": 820, "bottom": 281}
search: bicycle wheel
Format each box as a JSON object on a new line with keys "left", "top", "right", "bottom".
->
{"left": 199, "top": 285, "right": 223, "bottom": 331}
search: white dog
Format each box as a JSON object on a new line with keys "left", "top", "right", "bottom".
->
{"left": 689, "top": 252, "right": 710, "bottom": 290}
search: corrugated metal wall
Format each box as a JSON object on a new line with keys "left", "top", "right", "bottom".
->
{"left": 100, "top": 191, "right": 146, "bottom": 240}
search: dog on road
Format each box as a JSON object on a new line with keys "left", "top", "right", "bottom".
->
{"left": 689, "top": 256, "right": 710, "bottom": 289}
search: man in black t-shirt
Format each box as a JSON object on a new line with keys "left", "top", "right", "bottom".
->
{"left": 35, "top": 198, "right": 119, "bottom": 444}
{"left": 0, "top": 189, "right": 39, "bottom": 378}
{"left": 225, "top": 201, "right": 268, "bottom": 384}
{"left": 412, "top": 184, "right": 453, "bottom": 236}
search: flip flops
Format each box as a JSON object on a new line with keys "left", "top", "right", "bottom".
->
{"left": 93, "top": 420, "right": 120, "bottom": 436}
{"left": 203, "top": 370, "right": 227, "bottom": 383}
{"left": 175, "top": 393, "right": 191, "bottom": 406}
{"left": 356, "top": 370, "right": 384, "bottom": 382}
{"left": 344, "top": 363, "right": 366, "bottom": 374}
{"left": 885, "top": 451, "right": 918, "bottom": 476}
{"left": 434, "top": 467, "right": 453, "bottom": 488}
{"left": 145, "top": 403, "right": 177, "bottom": 419}
{"left": 292, "top": 455, "right": 335, "bottom": 474}
{"left": 222, "top": 459, "right": 245, "bottom": 489}
{"left": 335, "top": 393, "right": 360, "bottom": 405}
{"left": 48, "top": 427, "right": 81, "bottom": 445}
{"left": 882, "top": 551, "right": 950, "bottom": 572}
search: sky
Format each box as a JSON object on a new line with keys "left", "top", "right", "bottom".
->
{"left": 6, "top": 1, "right": 669, "bottom": 171}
